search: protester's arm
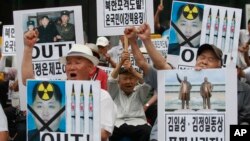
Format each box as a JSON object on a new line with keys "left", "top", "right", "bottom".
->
{"left": 22, "top": 30, "right": 38, "bottom": 85}
{"left": 105, "top": 53, "right": 117, "bottom": 68}
{"left": 110, "top": 51, "right": 128, "bottom": 79}
{"left": 154, "top": 4, "right": 164, "bottom": 31}
{"left": 101, "top": 129, "right": 110, "bottom": 141}
{"left": 144, "top": 93, "right": 157, "bottom": 112}
{"left": 127, "top": 64, "right": 144, "bottom": 84}
{"left": 136, "top": 23, "right": 172, "bottom": 70}
{"left": 124, "top": 26, "right": 150, "bottom": 74}
{"left": 0, "top": 132, "right": 8, "bottom": 141}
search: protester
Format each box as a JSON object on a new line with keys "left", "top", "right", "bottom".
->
{"left": 22, "top": 30, "right": 116, "bottom": 141}
{"left": 108, "top": 51, "right": 151, "bottom": 141}
{"left": 86, "top": 43, "right": 108, "bottom": 90}
{"left": 96, "top": 36, "right": 116, "bottom": 68}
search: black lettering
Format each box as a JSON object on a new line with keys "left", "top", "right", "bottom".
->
{"left": 41, "top": 133, "right": 54, "bottom": 141}
{"left": 71, "top": 134, "right": 83, "bottom": 141}
{"left": 42, "top": 45, "right": 53, "bottom": 58}
{"left": 181, "top": 49, "right": 194, "bottom": 62}
{"left": 54, "top": 44, "right": 66, "bottom": 57}
{"left": 32, "top": 45, "right": 40, "bottom": 59}
{"left": 57, "top": 133, "right": 61, "bottom": 141}
{"left": 64, "top": 133, "right": 68, "bottom": 141}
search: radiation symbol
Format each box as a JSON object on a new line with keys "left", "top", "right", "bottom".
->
{"left": 182, "top": 4, "right": 199, "bottom": 20}
{"left": 37, "top": 82, "right": 54, "bottom": 101}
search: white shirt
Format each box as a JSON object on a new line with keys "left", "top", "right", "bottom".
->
{"left": 0, "top": 104, "right": 8, "bottom": 131}
{"left": 108, "top": 77, "right": 151, "bottom": 127}
{"left": 100, "top": 89, "right": 117, "bottom": 134}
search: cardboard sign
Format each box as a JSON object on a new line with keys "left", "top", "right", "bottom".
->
{"left": 13, "top": 6, "right": 84, "bottom": 110}
{"left": 27, "top": 80, "right": 100, "bottom": 141}
{"left": 96, "top": 0, "right": 154, "bottom": 36}
{"left": 167, "top": 1, "right": 241, "bottom": 69}
{"left": 157, "top": 68, "right": 237, "bottom": 141}
{"left": 2, "top": 25, "right": 16, "bottom": 56}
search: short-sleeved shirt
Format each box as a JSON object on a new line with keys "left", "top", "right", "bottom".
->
{"left": 108, "top": 76, "right": 151, "bottom": 127}
{"left": 100, "top": 89, "right": 117, "bottom": 133}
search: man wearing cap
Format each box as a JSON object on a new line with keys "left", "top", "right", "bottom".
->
{"left": 27, "top": 20, "right": 35, "bottom": 31}
{"left": 96, "top": 36, "right": 116, "bottom": 68}
{"left": 37, "top": 16, "right": 59, "bottom": 43}
{"left": 108, "top": 51, "right": 151, "bottom": 141}
{"left": 125, "top": 23, "right": 250, "bottom": 140}
{"left": 22, "top": 30, "right": 116, "bottom": 141}
{"left": 56, "top": 10, "right": 75, "bottom": 41}
{"left": 85, "top": 43, "right": 108, "bottom": 90}
{"left": 124, "top": 23, "right": 222, "bottom": 141}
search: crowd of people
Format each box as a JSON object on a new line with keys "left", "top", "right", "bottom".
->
{"left": 1, "top": 3, "right": 250, "bottom": 141}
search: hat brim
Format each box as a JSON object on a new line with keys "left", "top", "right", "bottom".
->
{"left": 197, "top": 44, "right": 222, "bottom": 60}
{"left": 59, "top": 53, "right": 99, "bottom": 66}
{"left": 96, "top": 43, "right": 108, "bottom": 47}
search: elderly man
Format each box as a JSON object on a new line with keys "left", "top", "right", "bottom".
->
{"left": 108, "top": 51, "right": 151, "bottom": 141}
{"left": 123, "top": 23, "right": 236, "bottom": 141}
{"left": 22, "top": 30, "right": 116, "bottom": 141}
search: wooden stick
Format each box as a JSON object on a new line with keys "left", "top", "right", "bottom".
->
{"left": 124, "top": 35, "right": 128, "bottom": 52}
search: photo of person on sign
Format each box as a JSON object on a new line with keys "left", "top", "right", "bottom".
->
{"left": 168, "top": 3, "right": 204, "bottom": 55}
{"left": 27, "top": 81, "right": 65, "bottom": 141}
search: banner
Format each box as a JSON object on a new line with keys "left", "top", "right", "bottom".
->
{"left": 167, "top": 1, "right": 241, "bottom": 69}
{"left": 96, "top": 0, "right": 154, "bottom": 36}
{"left": 2, "top": 25, "right": 16, "bottom": 56}
{"left": 13, "top": 6, "right": 84, "bottom": 110}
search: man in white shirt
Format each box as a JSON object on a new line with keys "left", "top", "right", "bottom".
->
{"left": 108, "top": 51, "right": 151, "bottom": 141}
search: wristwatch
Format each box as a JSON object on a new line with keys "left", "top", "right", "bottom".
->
{"left": 145, "top": 103, "right": 150, "bottom": 107}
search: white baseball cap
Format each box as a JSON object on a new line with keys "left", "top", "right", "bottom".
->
{"left": 59, "top": 44, "right": 99, "bottom": 66}
{"left": 96, "top": 36, "right": 109, "bottom": 47}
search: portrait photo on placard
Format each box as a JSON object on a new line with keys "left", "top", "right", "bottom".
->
{"left": 24, "top": 10, "right": 76, "bottom": 43}
{"left": 168, "top": 2, "right": 204, "bottom": 56}
{"left": 27, "top": 80, "right": 66, "bottom": 141}
{"left": 163, "top": 69, "right": 225, "bottom": 111}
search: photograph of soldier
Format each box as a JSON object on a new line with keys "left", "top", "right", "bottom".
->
{"left": 177, "top": 74, "right": 192, "bottom": 109}
{"left": 27, "top": 20, "right": 35, "bottom": 31}
{"left": 56, "top": 10, "right": 75, "bottom": 41}
{"left": 200, "top": 77, "right": 213, "bottom": 109}
{"left": 28, "top": 81, "right": 65, "bottom": 141}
